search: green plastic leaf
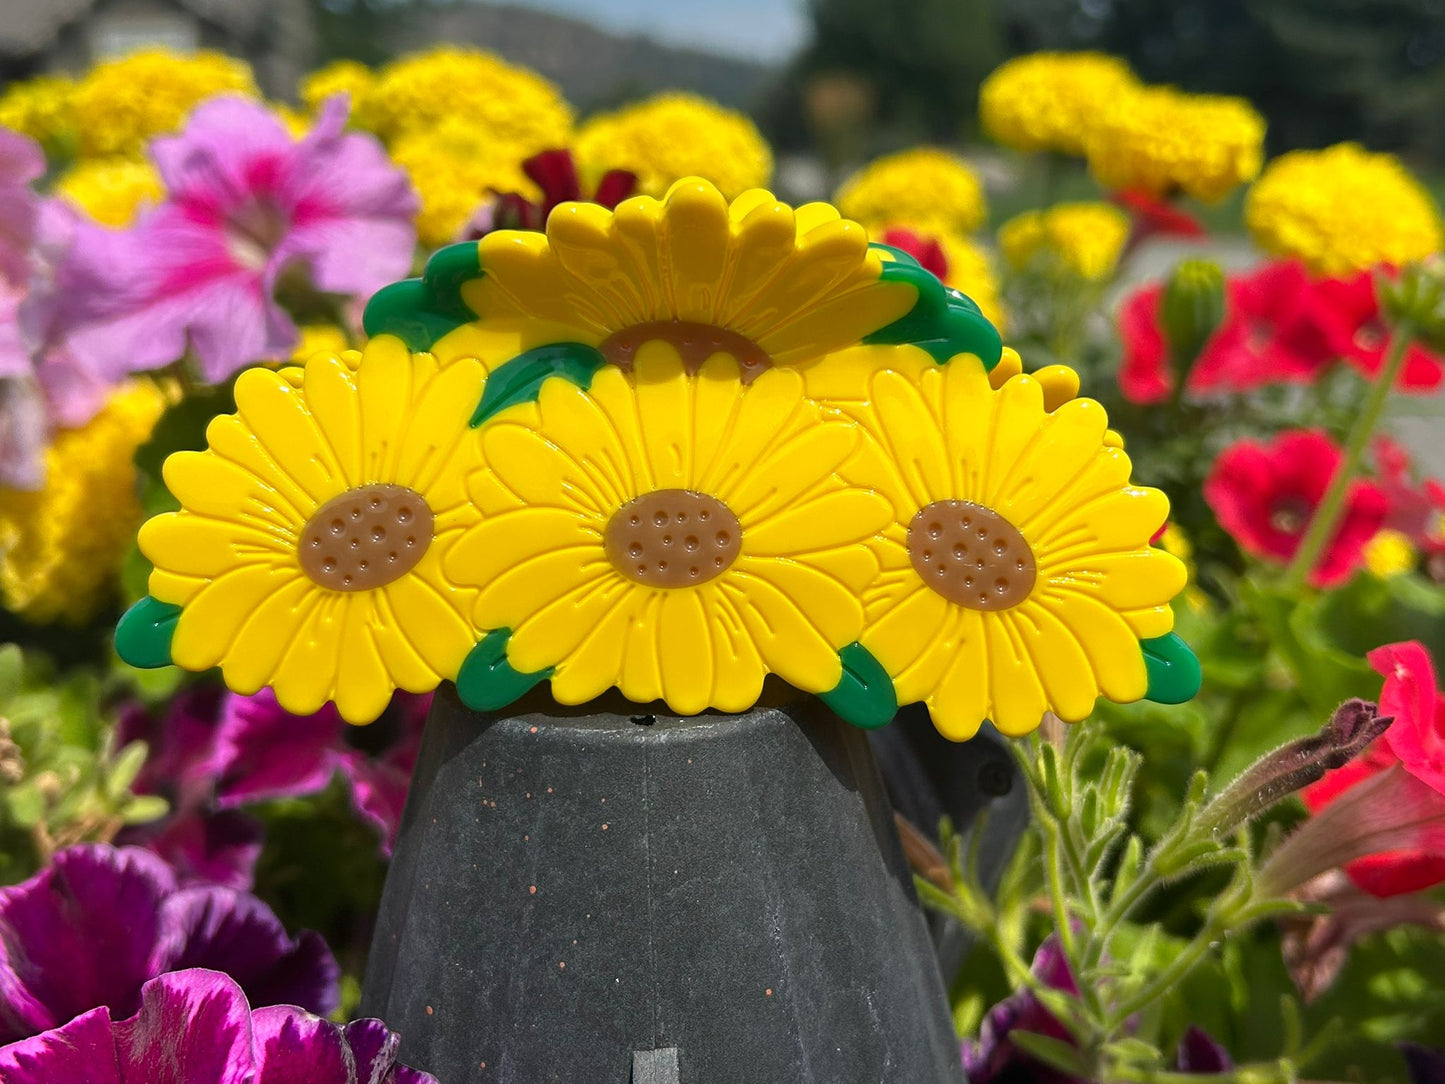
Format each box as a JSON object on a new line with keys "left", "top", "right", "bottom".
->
{"left": 862, "top": 243, "right": 1003, "bottom": 367}
{"left": 456, "top": 629, "right": 552, "bottom": 712}
{"left": 819, "top": 642, "right": 897, "bottom": 729}
{"left": 471, "top": 343, "right": 606, "bottom": 427}
{"left": 114, "top": 596, "right": 180, "bottom": 669}
{"left": 1141, "top": 632, "right": 1202, "bottom": 704}
{"left": 362, "top": 242, "right": 482, "bottom": 350}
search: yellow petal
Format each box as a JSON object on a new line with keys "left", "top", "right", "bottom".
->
{"left": 531, "top": 376, "right": 637, "bottom": 509}
{"left": 139, "top": 512, "right": 292, "bottom": 579}
{"left": 617, "top": 591, "right": 665, "bottom": 704}
{"left": 472, "top": 546, "right": 607, "bottom": 631}
{"left": 333, "top": 598, "right": 397, "bottom": 724}
{"left": 725, "top": 416, "right": 857, "bottom": 523}
{"left": 744, "top": 489, "right": 892, "bottom": 557}
{"left": 869, "top": 368, "right": 951, "bottom": 510}
{"left": 661, "top": 180, "right": 732, "bottom": 324}
{"left": 1045, "top": 549, "right": 1187, "bottom": 613}
{"left": 860, "top": 584, "right": 951, "bottom": 682}
{"left": 695, "top": 366, "right": 809, "bottom": 501}
{"left": 545, "top": 202, "right": 646, "bottom": 326}
{"left": 731, "top": 574, "right": 842, "bottom": 693}
{"left": 924, "top": 609, "right": 990, "bottom": 741}
{"left": 219, "top": 575, "right": 324, "bottom": 694}
{"left": 703, "top": 585, "right": 766, "bottom": 712}
{"left": 231, "top": 367, "right": 342, "bottom": 503}
{"left": 203, "top": 414, "right": 318, "bottom": 523}
{"left": 269, "top": 596, "right": 346, "bottom": 716}
{"left": 1010, "top": 602, "right": 1099, "bottom": 723}
{"left": 549, "top": 590, "right": 642, "bottom": 704}
{"left": 447, "top": 507, "right": 598, "bottom": 590}
{"left": 983, "top": 614, "right": 1049, "bottom": 737}
{"left": 657, "top": 587, "right": 714, "bottom": 715}
{"left": 171, "top": 565, "right": 298, "bottom": 672}
{"left": 507, "top": 573, "right": 630, "bottom": 674}
{"left": 805, "top": 543, "right": 879, "bottom": 594}
{"left": 632, "top": 344, "right": 694, "bottom": 490}
{"left": 988, "top": 347, "right": 1023, "bottom": 388}
{"left": 371, "top": 588, "right": 450, "bottom": 692}
{"left": 162, "top": 451, "right": 301, "bottom": 532}
{"left": 738, "top": 555, "right": 863, "bottom": 648}
{"left": 381, "top": 563, "right": 478, "bottom": 679}
{"left": 356, "top": 335, "right": 417, "bottom": 484}
{"left": 1033, "top": 364, "right": 1081, "bottom": 412}
{"left": 1033, "top": 485, "right": 1171, "bottom": 566}
{"left": 395, "top": 355, "right": 486, "bottom": 495}
{"left": 301, "top": 352, "right": 363, "bottom": 487}
{"left": 480, "top": 422, "right": 613, "bottom": 514}
{"left": 1039, "top": 589, "right": 1148, "bottom": 703}
{"left": 994, "top": 395, "right": 1109, "bottom": 529}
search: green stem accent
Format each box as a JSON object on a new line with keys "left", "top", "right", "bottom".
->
{"left": 1283, "top": 320, "right": 1416, "bottom": 590}
{"left": 1105, "top": 910, "right": 1227, "bottom": 1030}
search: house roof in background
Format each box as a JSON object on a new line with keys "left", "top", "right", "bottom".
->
{"left": 0, "top": 0, "right": 275, "bottom": 58}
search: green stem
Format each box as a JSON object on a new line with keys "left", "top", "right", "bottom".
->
{"left": 1283, "top": 320, "right": 1415, "bottom": 589}
{"left": 1105, "top": 911, "right": 1226, "bottom": 1030}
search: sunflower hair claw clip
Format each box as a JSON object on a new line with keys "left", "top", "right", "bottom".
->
{"left": 118, "top": 177, "right": 1199, "bottom": 738}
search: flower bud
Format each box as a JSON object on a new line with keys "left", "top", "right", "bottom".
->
{"left": 1161, "top": 258, "right": 1225, "bottom": 370}
{"left": 1378, "top": 257, "right": 1445, "bottom": 352}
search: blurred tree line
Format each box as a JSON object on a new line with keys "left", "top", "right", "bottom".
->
{"left": 768, "top": 0, "right": 1445, "bottom": 164}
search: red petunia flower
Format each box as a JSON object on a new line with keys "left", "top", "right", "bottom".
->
{"left": 461, "top": 148, "right": 636, "bottom": 238}
{"left": 1303, "top": 641, "right": 1445, "bottom": 897}
{"left": 1315, "top": 272, "right": 1445, "bottom": 392}
{"left": 881, "top": 227, "right": 948, "bottom": 281}
{"left": 1203, "top": 429, "right": 1389, "bottom": 587}
{"left": 1374, "top": 436, "right": 1445, "bottom": 553}
{"left": 1110, "top": 189, "right": 1206, "bottom": 242}
{"left": 1118, "top": 262, "right": 1344, "bottom": 404}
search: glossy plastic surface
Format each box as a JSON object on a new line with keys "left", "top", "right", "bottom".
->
{"left": 117, "top": 176, "right": 1199, "bottom": 736}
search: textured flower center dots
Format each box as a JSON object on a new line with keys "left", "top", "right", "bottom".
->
{"left": 908, "top": 500, "right": 1037, "bottom": 611}
{"left": 298, "top": 484, "right": 434, "bottom": 591}
{"left": 598, "top": 321, "right": 771, "bottom": 382}
{"left": 603, "top": 489, "right": 742, "bottom": 587}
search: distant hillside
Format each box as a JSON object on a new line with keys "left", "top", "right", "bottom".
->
{"left": 402, "top": 2, "right": 779, "bottom": 114}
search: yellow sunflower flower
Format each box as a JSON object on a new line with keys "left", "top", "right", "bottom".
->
{"left": 54, "top": 158, "right": 164, "bottom": 227}
{"left": 574, "top": 92, "right": 773, "bottom": 199}
{"left": 431, "top": 177, "right": 918, "bottom": 375}
{"left": 834, "top": 147, "right": 988, "bottom": 237}
{"left": 447, "top": 348, "right": 891, "bottom": 714}
{"left": 301, "top": 59, "right": 374, "bottom": 117}
{"left": 362, "top": 47, "right": 572, "bottom": 150}
{"left": 998, "top": 202, "right": 1131, "bottom": 282}
{"left": 70, "top": 49, "right": 257, "bottom": 159}
{"left": 1085, "top": 87, "right": 1264, "bottom": 203}
{"left": 1245, "top": 144, "right": 1443, "bottom": 276}
{"left": 809, "top": 348, "right": 1185, "bottom": 738}
{"left": 0, "top": 381, "right": 169, "bottom": 624}
{"left": 979, "top": 52, "right": 1138, "bottom": 157}
{"left": 136, "top": 339, "right": 486, "bottom": 723}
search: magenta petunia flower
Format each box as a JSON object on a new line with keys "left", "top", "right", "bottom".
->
{"left": 43, "top": 95, "right": 416, "bottom": 384}
{"left": 0, "top": 968, "right": 437, "bottom": 1084}
{"left": 0, "top": 127, "right": 43, "bottom": 292}
{"left": 0, "top": 844, "right": 338, "bottom": 1044}
{"left": 119, "top": 686, "right": 429, "bottom": 859}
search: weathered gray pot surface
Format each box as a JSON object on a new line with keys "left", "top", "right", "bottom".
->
{"left": 362, "top": 686, "right": 968, "bottom": 1083}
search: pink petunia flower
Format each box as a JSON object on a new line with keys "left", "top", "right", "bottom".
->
{"left": 44, "top": 96, "right": 416, "bottom": 384}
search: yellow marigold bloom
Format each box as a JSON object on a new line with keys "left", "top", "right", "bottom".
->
{"left": 998, "top": 202, "right": 1131, "bottom": 281}
{"left": 1158, "top": 523, "right": 1209, "bottom": 612}
{"left": 447, "top": 350, "right": 890, "bottom": 713}
{"left": 980, "top": 52, "right": 1138, "bottom": 156}
{"left": 71, "top": 49, "right": 257, "bottom": 159}
{"left": 363, "top": 47, "right": 572, "bottom": 151}
{"left": 0, "top": 74, "right": 76, "bottom": 154}
{"left": 1085, "top": 87, "right": 1265, "bottom": 203}
{"left": 575, "top": 93, "right": 772, "bottom": 199}
{"left": 54, "top": 158, "right": 164, "bottom": 227}
{"left": 0, "top": 382, "right": 168, "bottom": 624}
{"left": 137, "top": 340, "right": 487, "bottom": 723}
{"left": 1245, "top": 144, "right": 1443, "bottom": 276}
{"left": 1363, "top": 528, "right": 1416, "bottom": 578}
{"left": 810, "top": 348, "right": 1184, "bottom": 738}
{"left": 301, "top": 59, "right": 374, "bottom": 116}
{"left": 432, "top": 178, "right": 916, "bottom": 374}
{"left": 835, "top": 147, "right": 988, "bottom": 236}
{"left": 390, "top": 117, "right": 539, "bottom": 247}
{"left": 288, "top": 324, "right": 354, "bottom": 363}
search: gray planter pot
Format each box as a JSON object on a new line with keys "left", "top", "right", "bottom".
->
{"left": 361, "top": 687, "right": 972, "bottom": 1083}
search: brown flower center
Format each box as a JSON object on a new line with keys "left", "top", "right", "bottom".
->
{"left": 908, "top": 500, "right": 1036, "bottom": 611}
{"left": 599, "top": 320, "right": 771, "bottom": 383}
{"left": 298, "top": 484, "right": 433, "bottom": 591}
{"left": 603, "top": 489, "right": 742, "bottom": 588}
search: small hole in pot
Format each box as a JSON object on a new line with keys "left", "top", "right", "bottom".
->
{"left": 631, "top": 715, "right": 656, "bottom": 726}
{"left": 978, "top": 760, "right": 1013, "bottom": 797}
